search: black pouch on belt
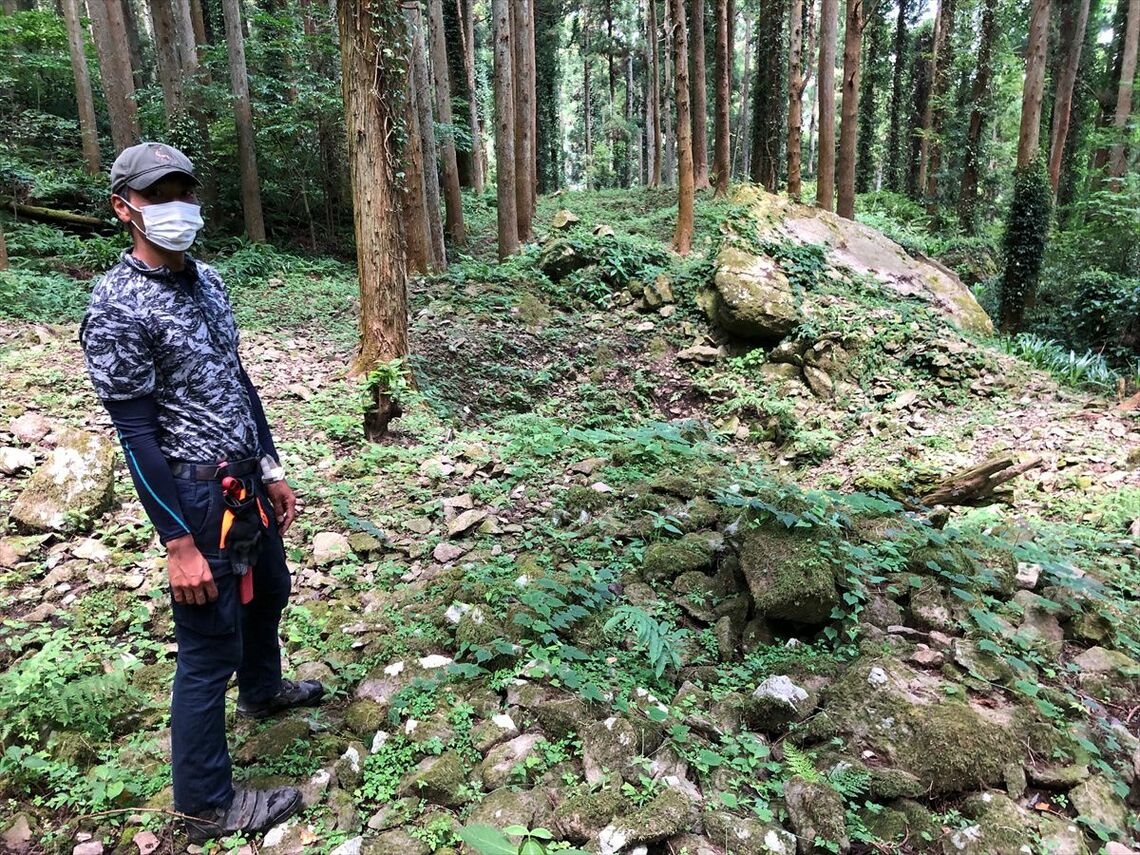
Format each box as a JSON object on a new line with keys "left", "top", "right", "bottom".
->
{"left": 220, "top": 476, "right": 269, "bottom": 603}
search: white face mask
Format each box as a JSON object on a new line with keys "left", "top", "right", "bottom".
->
{"left": 119, "top": 197, "right": 205, "bottom": 251}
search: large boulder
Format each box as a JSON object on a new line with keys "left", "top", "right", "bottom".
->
{"left": 821, "top": 658, "right": 1026, "bottom": 795}
{"left": 735, "top": 186, "right": 993, "bottom": 335}
{"left": 709, "top": 244, "right": 800, "bottom": 343}
{"left": 9, "top": 428, "right": 115, "bottom": 533}
{"left": 736, "top": 522, "right": 837, "bottom": 624}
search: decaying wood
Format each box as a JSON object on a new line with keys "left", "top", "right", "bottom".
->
{"left": 919, "top": 455, "right": 1043, "bottom": 507}
{"left": 1, "top": 198, "right": 106, "bottom": 229}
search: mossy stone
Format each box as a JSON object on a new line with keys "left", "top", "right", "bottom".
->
{"left": 554, "top": 785, "right": 630, "bottom": 841}
{"left": 234, "top": 717, "right": 310, "bottom": 765}
{"left": 736, "top": 522, "right": 837, "bottom": 624}
{"left": 344, "top": 699, "right": 387, "bottom": 738}
{"left": 564, "top": 485, "right": 610, "bottom": 513}
{"left": 397, "top": 750, "right": 469, "bottom": 807}
{"left": 641, "top": 533, "right": 715, "bottom": 581}
{"left": 600, "top": 786, "right": 696, "bottom": 850}
{"left": 783, "top": 776, "right": 849, "bottom": 854}
{"left": 823, "top": 657, "right": 1024, "bottom": 795}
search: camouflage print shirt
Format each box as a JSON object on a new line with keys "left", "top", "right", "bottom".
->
{"left": 80, "top": 252, "right": 259, "bottom": 463}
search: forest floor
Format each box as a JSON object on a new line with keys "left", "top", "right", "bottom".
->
{"left": 1, "top": 187, "right": 1138, "bottom": 855}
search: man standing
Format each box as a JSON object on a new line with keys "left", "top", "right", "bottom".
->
{"left": 80, "top": 143, "right": 324, "bottom": 842}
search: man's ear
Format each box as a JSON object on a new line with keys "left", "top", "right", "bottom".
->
{"left": 111, "top": 193, "right": 135, "bottom": 226}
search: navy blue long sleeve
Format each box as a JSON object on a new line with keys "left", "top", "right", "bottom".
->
{"left": 239, "top": 365, "right": 279, "bottom": 463}
{"left": 103, "top": 395, "right": 193, "bottom": 544}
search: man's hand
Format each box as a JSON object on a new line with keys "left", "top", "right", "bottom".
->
{"left": 167, "top": 535, "right": 218, "bottom": 605}
{"left": 266, "top": 480, "right": 297, "bottom": 535}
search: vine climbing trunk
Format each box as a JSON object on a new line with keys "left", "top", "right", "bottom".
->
{"left": 787, "top": 0, "right": 805, "bottom": 198}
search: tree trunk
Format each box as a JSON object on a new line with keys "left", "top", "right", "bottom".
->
{"left": 148, "top": 0, "right": 184, "bottom": 122}
{"left": 492, "top": 0, "right": 520, "bottom": 257}
{"left": 408, "top": 4, "right": 446, "bottom": 269}
{"left": 62, "top": 0, "right": 100, "bottom": 173}
{"left": 1047, "top": 0, "right": 1091, "bottom": 192}
{"left": 835, "top": 0, "right": 861, "bottom": 218}
{"left": 749, "top": 0, "right": 786, "bottom": 190}
{"left": 663, "top": 0, "right": 675, "bottom": 184}
{"left": 512, "top": 0, "right": 535, "bottom": 240}
{"left": 906, "top": 25, "right": 932, "bottom": 197}
{"left": 0, "top": 221, "right": 7, "bottom": 271}
{"left": 691, "top": 0, "right": 710, "bottom": 189}
{"left": 460, "top": 0, "right": 485, "bottom": 194}
{"left": 1108, "top": 0, "right": 1139, "bottom": 181}
{"left": 221, "top": 0, "right": 266, "bottom": 241}
{"left": 922, "top": 0, "right": 954, "bottom": 209}
{"left": 188, "top": 0, "right": 207, "bottom": 51}
{"left": 337, "top": 0, "right": 409, "bottom": 440}
{"left": 957, "top": 0, "right": 999, "bottom": 231}
{"left": 401, "top": 67, "right": 431, "bottom": 274}
{"left": 713, "top": 0, "right": 730, "bottom": 196}
{"left": 121, "top": 0, "right": 146, "bottom": 90}
{"left": 649, "top": 0, "right": 663, "bottom": 185}
{"left": 672, "top": 0, "right": 694, "bottom": 254}
{"left": 172, "top": 0, "right": 198, "bottom": 76}
{"left": 855, "top": 3, "right": 887, "bottom": 192}
{"left": 816, "top": 0, "right": 838, "bottom": 209}
{"left": 1017, "top": 0, "right": 1051, "bottom": 168}
{"left": 885, "top": 0, "right": 907, "bottom": 191}
{"left": 734, "top": 14, "right": 751, "bottom": 177}
{"left": 1057, "top": 0, "right": 1102, "bottom": 211}
{"left": 583, "top": 14, "right": 593, "bottom": 188}
{"left": 624, "top": 45, "right": 634, "bottom": 186}
{"left": 429, "top": 0, "right": 465, "bottom": 245}
{"left": 536, "top": 0, "right": 562, "bottom": 191}
{"left": 88, "top": 0, "right": 140, "bottom": 151}
{"left": 787, "top": 0, "right": 805, "bottom": 198}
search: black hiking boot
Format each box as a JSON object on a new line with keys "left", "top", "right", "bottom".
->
{"left": 236, "top": 679, "right": 325, "bottom": 719}
{"left": 185, "top": 786, "right": 303, "bottom": 843}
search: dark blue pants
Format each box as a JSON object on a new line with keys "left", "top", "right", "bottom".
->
{"left": 169, "top": 476, "right": 291, "bottom": 814}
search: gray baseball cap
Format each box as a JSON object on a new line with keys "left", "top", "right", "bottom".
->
{"left": 110, "top": 142, "right": 201, "bottom": 195}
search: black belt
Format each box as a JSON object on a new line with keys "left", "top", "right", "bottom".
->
{"left": 170, "top": 457, "right": 259, "bottom": 480}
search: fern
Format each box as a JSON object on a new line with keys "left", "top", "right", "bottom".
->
{"left": 827, "top": 762, "right": 871, "bottom": 800}
{"left": 782, "top": 744, "right": 822, "bottom": 783}
{"left": 603, "top": 605, "right": 685, "bottom": 679}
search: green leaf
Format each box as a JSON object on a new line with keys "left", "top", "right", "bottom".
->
{"left": 458, "top": 825, "right": 518, "bottom": 855}
{"left": 519, "top": 841, "right": 546, "bottom": 855}
{"left": 502, "top": 825, "right": 530, "bottom": 837}
{"left": 719, "top": 792, "right": 739, "bottom": 808}
{"left": 646, "top": 705, "right": 669, "bottom": 722}
{"left": 698, "top": 749, "right": 723, "bottom": 767}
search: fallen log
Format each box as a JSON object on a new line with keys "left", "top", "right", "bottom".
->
{"left": 1, "top": 196, "right": 108, "bottom": 229}
{"left": 919, "top": 455, "right": 1043, "bottom": 508}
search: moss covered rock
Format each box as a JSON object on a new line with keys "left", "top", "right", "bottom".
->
{"left": 822, "top": 657, "right": 1025, "bottom": 795}
{"left": 702, "top": 811, "right": 796, "bottom": 853}
{"left": 10, "top": 428, "right": 116, "bottom": 534}
{"left": 710, "top": 244, "right": 800, "bottom": 343}
{"left": 641, "top": 533, "right": 716, "bottom": 581}
{"left": 783, "top": 776, "right": 849, "bottom": 854}
{"left": 554, "top": 785, "right": 630, "bottom": 842}
{"left": 598, "top": 786, "right": 697, "bottom": 854}
{"left": 736, "top": 522, "right": 837, "bottom": 624}
{"left": 397, "top": 750, "right": 469, "bottom": 807}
